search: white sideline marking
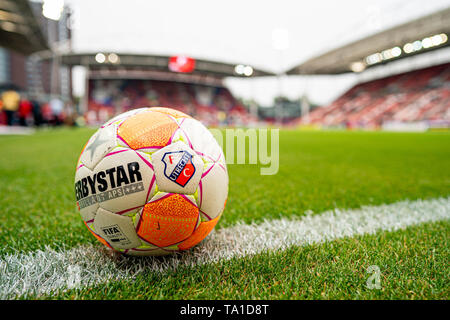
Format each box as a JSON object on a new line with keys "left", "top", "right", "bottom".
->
{"left": 1, "top": 197, "right": 449, "bottom": 299}
{"left": 0, "top": 126, "right": 35, "bottom": 135}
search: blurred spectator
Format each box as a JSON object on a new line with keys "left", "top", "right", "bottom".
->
{"left": 0, "top": 100, "right": 3, "bottom": 124}
{"left": 302, "top": 62, "right": 450, "bottom": 128}
{"left": 41, "top": 102, "right": 53, "bottom": 123}
{"left": 63, "top": 101, "right": 76, "bottom": 126}
{"left": 2, "top": 90, "right": 20, "bottom": 126}
{"left": 31, "top": 99, "right": 43, "bottom": 127}
{"left": 49, "top": 97, "right": 64, "bottom": 126}
{"left": 18, "top": 96, "right": 32, "bottom": 126}
{"left": 87, "top": 79, "right": 254, "bottom": 126}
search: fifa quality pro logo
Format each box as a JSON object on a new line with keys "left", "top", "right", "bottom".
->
{"left": 74, "top": 161, "right": 144, "bottom": 209}
{"left": 162, "top": 150, "right": 196, "bottom": 187}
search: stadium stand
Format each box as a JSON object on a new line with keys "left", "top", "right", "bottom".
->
{"left": 87, "top": 79, "right": 257, "bottom": 127}
{"left": 301, "top": 63, "right": 450, "bottom": 128}
{"left": 288, "top": 8, "right": 450, "bottom": 130}
{"left": 58, "top": 53, "right": 273, "bottom": 127}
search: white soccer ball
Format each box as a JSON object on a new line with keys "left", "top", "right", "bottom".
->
{"left": 74, "top": 107, "right": 228, "bottom": 256}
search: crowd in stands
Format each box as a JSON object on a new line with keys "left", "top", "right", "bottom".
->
{"left": 87, "top": 79, "right": 257, "bottom": 126}
{"left": 301, "top": 63, "right": 450, "bottom": 128}
{"left": 0, "top": 90, "right": 75, "bottom": 127}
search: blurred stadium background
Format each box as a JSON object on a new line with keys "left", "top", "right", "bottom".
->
{"left": 0, "top": 0, "right": 450, "bottom": 300}
{"left": 0, "top": 0, "right": 449, "bottom": 131}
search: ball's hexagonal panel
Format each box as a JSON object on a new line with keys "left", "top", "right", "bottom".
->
{"left": 79, "top": 124, "right": 117, "bottom": 170}
{"left": 151, "top": 141, "right": 204, "bottom": 195}
{"left": 136, "top": 193, "right": 199, "bottom": 248}
{"left": 101, "top": 107, "right": 149, "bottom": 128}
{"left": 92, "top": 148, "right": 155, "bottom": 213}
{"left": 93, "top": 208, "right": 142, "bottom": 250}
{"left": 177, "top": 118, "right": 225, "bottom": 163}
{"left": 177, "top": 216, "right": 220, "bottom": 250}
{"left": 117, "top": 110, "right": 179, "bottom": 150}
{"left": 74, "top": 164, "right": 99, "bottom": 222}
{"left": 148, "top": 107, "right": 192, "bottom": 119}
{"left": 199, "top": 163, "right": 228, "bottom": 220}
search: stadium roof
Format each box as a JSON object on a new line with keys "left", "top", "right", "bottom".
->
{"left": 287, "top": 8, "right": 450, "bottom": 75}
{"left": 58, "top": 52, "right": 276, "bottom": 78}
{"left": 0, "top": 0, "right": 49, "bottom": 54}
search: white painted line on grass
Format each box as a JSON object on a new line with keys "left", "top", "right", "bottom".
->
{"left": 1, "top": 197, "right": 449, "bottom": 299}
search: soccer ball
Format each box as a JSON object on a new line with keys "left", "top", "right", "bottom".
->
{"left": 74, "top": 107, "right": 228, "bottom": 256}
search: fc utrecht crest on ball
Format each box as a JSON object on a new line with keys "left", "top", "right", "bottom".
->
{"left": 74, "top": 107, "right": 228, "bottom": 256}
{"left": 161, "top": 150, "right": 196, "bottom": 187}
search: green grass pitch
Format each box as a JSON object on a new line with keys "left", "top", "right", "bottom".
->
{"left": 0, "top": 128, "right": 449, "bottom": 299}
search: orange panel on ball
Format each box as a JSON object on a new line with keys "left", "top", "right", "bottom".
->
{"left": 149, "top": 107, "right": 192, "bottom": 119}
{"left": 137, "top": 194, "right": 199, "bottom": 247}
{"left": 117, "top": 111, "right": 179, "bottom": 149}
{"left": 178, "top": 216, "right": 220, "bottom": 250}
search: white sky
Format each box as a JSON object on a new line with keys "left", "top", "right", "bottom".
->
{"left": 64, "top": 0, "right": 450, "bottom": 105}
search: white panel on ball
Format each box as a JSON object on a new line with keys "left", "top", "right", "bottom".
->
{"left": 74, "top": 165, "right": 99, "bottom": 222}
{"left": 93, "top": 208, "right": 142, "bottom": 250}
{"left": 179, "top": 118, "right": 224, "bottom": 162}
{"left": 199, "top": 163, "right": 228, "bottom": 220}
{"left": 79, "top": 124, "right": 117, "bottom": 170}
{"left": 93, "top": 147, "right": 155, "bottom": 213}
